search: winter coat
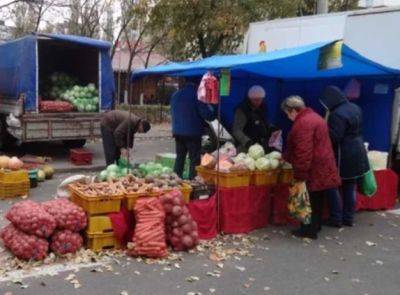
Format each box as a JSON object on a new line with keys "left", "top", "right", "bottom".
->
{"left": 320, "top": 86, "right": 369, "bottom": 179}
{"left": 171, "top": 84, "right": 216, "bottom": 137}
{"left": 232, "top": 99, "right": 276, "bottom": 153}
{"left": 101, "top": 110, "right": 141, "bottom": 148}
{"left": 284, "top": 108, "right": 341, "bottom": 192}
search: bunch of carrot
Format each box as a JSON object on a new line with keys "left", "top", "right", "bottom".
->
{"left": 128, "top": 197, "right": 168, "bottom": 258}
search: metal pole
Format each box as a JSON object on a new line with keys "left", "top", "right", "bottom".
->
{"left": 216, "top": 74, "right": 222, "bottom": 233}
{"left": 317, "top": 0, "right": 328, "bottom": 14}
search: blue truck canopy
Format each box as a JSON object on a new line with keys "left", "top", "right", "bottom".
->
{"left": 132, "top": 41, "right": 400, "bottom": 152}
{"left": 0, "top": 33, "right": 115, "bottom": 112}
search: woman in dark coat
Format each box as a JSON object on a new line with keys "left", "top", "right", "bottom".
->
{"left": 321, "top": 86, "right": 369, "bottom": 227}
{"left": 282, "top": 96, "right": 341, "bottom": 239}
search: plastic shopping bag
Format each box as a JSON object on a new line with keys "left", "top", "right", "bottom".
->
{"left": 358, "top": 169, "right": 377, "bottom": 197}
{"left": 269, "top": 130, "right": 282, "bottom": 151}
{"left": 288, "top": 182, "right": 312, "bottom": 224}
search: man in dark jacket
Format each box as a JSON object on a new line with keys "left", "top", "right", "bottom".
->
{"left": 282, "top": 95, "right": 341, "bottom": 239}
{"left": 321, "top": 86, "right": 369, "bottom": 227}
{"left": 101, "top": 110, "right": 151, "bottom": 165}
{"left": 232, "top": 85, "right": 277, "bottom": 153}
{"left": 171, "top": 81, "right": 216, "bottom": 179}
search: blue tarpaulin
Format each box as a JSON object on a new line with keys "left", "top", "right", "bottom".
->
{"left": 0, "top": 33, "right": 115, "bottom": 112}
{"left": 132, "top": 41, "right": 400, "bottom": 151}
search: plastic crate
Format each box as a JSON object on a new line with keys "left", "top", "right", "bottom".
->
{"left": 69, "top": 185, "right": 124, "bottom": 215}
{"left": 28, "top": 169, "right": 38, "bottom": 188}
{"left": 0, "top": 169, "right": 29, "bottom": 182}
{"left": 124, "top": 191, "right": 160, "bottom": 211}
{"left": 70, "top": 148, "right": 93, "bottom": 166}
{"left": 195, "top": 166, "right": 251, "bottom": 188}
{"left": 85, "top": 232, "right": 121, "bottom": 252}
{"left": 251, "top": 170, "right": 279, "bottom": 186}
{"left": 280, "top": 169, "right": 294, "bottom": 184}
{"left": 87, "top": 216, "right": 114, "bottom": 235}
{"left": 180, "top": 183, "right": 192, "bottom": 203}
{"left": 0, "top": 170, "right": 30, "bottom": 199}
{"left": 195, "top": 166, "right": 216, "bottom": 185}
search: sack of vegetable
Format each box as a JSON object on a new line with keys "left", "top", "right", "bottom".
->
{"left": 160, "top": 190, "right": 199, "bottom": 251}
{"left": 43, "top": 198, "right": 87, "bottom": 232}
{"left": 0, "top": 224, "right": 49, "bottom": 261}
{"left": 128, "top": 197, "right": 168, "bottom": 258}
{"left": 50, "top": 230, "right": 83, "bottom": 255}
{"left": 6, "top": 200, "right": 57, "bottom": 238}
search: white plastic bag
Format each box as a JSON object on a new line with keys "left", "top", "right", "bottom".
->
{"left": 57, "top": 175, "right": 91, "bottom": 198}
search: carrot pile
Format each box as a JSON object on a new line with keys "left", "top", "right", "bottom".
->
{"left": 128, "top": 197, "right": 168, "bottom": 258}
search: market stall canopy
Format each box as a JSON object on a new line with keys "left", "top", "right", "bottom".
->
{"left": 131, "top": 41, "right": 400, "bottom": 80}
{"left": 38, "top": 33, "right": 112, "bottom": 50}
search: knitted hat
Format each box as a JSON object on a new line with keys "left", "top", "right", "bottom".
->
{"left": 248, "top": 85, "right": 266, "bottom": 99}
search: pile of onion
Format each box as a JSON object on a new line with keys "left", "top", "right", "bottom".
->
{"left": 160, "top": 190, "right": 198, "bottom": 251}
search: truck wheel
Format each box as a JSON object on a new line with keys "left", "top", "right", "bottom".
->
{"left": 63, "top": 139, "right": 87, "bottom": 149}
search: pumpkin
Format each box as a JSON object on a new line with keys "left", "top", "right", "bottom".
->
{"left": 8, "top": 157, "right": 23, "bottom": 170}
{"left": 0, "top": 155, "right": 10, "bottom": 169}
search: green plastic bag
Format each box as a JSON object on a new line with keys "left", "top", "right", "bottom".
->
{"left": 358, "top": 170, "right": 377, "bottom": 197}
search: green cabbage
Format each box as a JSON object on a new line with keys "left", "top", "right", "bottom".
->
{"left": 243, "top": 157, "right": 256, "bottom": 171}
{"left": 255, "top": 157, "right": 271, "bottom": 170}
{"left": 248, "top": 143, "right": 265, "bottom": 160}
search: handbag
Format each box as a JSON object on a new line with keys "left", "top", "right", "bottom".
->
{"left": 358, "top": 169, "right": 377, "bottom": 197}
{"left": 288, "top": 182, "right": 312, "bottom": 224}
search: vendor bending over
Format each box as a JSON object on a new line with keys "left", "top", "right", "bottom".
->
{"left": 232, "top": 85, "right": 278, "bottom": 153}
{"left": 100, "top": 110, "right": 151, "bottom": 165}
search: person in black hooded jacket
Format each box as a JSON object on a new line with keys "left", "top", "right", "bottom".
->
{"left": 320, "top": 86, "right": 369, "bottom": 227}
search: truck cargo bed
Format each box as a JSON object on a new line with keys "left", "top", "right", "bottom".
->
{"left": 8, "top": 113, "right": 102, "bottom": 142}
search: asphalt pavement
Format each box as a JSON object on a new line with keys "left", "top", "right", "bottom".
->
{"left": 1, "top": 134, "right": 400, "bottom": 295}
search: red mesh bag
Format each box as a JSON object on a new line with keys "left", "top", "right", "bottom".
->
{"left": 0, "top": 224, "right": 49, "bottom": 260}
{"left": 127, "top": 197, "right": 168, "bottom": 258}
{"left": 6, "top": 200, "right": 56, "bottom": 238}
{"left": 160, "top": 190, "right": 199, "bottom": 251}
{"left": 50, "top": 230, "right": 83, "bottom": 255}
{"left": 39, "top": 101, "right": 74, "bottom": 113}
{"left": 43, "top": 198, "right": 87, "bottom": 232}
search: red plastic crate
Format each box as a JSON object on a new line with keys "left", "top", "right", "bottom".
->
{"left": 70, "top": 148, "right": 93, "bottom": 166}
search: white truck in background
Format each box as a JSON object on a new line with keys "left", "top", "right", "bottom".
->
{"left": 244, "top": 6, "right": 400, "bottom": 69}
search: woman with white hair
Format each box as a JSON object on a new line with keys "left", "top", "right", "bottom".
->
{"left": 232, "top": 85, "right": 277, "bottom": 153}
{"left": 282, "top": 95, "right": 340, "bottom": 239}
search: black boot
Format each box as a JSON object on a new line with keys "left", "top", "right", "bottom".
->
{"left": 291, "top": 228, "right": 317, "bottom": 240}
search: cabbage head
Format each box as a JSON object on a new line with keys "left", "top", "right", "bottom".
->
{"left": 248, "top": 143, "right": 265, "bottom": 160}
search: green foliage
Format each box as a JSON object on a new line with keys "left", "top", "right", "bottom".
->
{"left": 149, "top": 0, "right": 360, "bottom": 60}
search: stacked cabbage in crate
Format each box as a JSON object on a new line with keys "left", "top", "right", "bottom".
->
{"left": 197, "top": 143, "right": 290, "bottom": 187}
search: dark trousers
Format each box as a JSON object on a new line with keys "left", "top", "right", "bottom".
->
{"left": 303, "top": 190, "right": 328, "bottom": 235}
{"left": 101, "top": 125, "right": 120, "bottom": 166}
{"left": 174, "top": 135, "right": 201, "bottom": 180}
{"left": 327, "top": 179, "right": 357, "bottom": 224}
